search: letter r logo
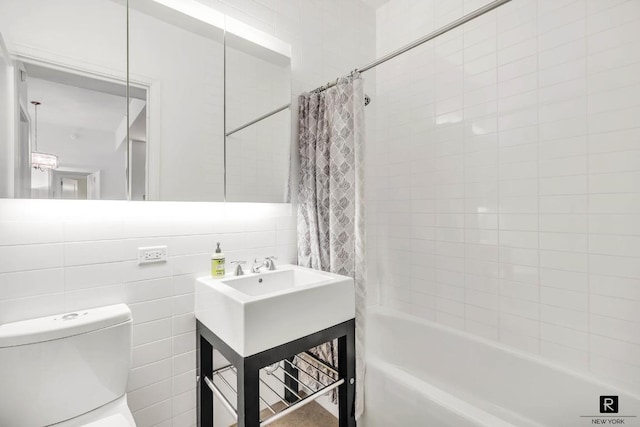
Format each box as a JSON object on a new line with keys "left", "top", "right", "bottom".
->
{"left": 600, "top": 396, "right": 618, "bottom": 413}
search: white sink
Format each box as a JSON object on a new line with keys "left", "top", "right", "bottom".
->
{"left": 195, "top": 264, "right": 354, "bottom": 357}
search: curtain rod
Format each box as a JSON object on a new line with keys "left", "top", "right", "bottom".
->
{"left": 311, "top": 0, "right": 512, "bottom": 93}
{"left": 225, "top": 0, "right": 511, "bottom": 135}
{"left": 226, "top": 103, "right": 291, "bottom": 137}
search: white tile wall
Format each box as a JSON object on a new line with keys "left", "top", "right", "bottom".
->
{"left": 371, "top": 0, "right": 640, "bottom": 393}
{"left": 0, "top": 200, "right": 296, "bottom": 426}
{"left": 196, "top": 0, "right": 376, "bottom": 95}
{"left": 0, "top": 2, "right": 376, "bottom": 426}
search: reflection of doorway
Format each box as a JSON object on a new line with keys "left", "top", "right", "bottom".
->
{"left": 130, "top": 139, "right": 146, "bottom": 201}
{"left": 51, "top": 170, "right": 100, "bottom": 199}
{"left": 61, "top": 177, "right": 83, "bottom": 199}
{"left": 17, "top": 107, "right": 31, "bottom": 197}
{"left": 16, "top": 61, "right": 148, "bottom": 200}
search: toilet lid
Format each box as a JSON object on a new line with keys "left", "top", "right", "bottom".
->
{"left": 81, "top": 414, "right": 133, "bottom": 427}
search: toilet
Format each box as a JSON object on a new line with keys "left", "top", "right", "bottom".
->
{"left": 0, "top": 304, "right": 137, "bottom": 426}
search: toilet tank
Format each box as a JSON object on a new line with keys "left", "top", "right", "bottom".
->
{"left": 0, "top": 304, "right": 132, "bottom": 427}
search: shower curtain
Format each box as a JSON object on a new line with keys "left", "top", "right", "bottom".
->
{"left": 296, "top": 74, "right": 366, "bottom": 419}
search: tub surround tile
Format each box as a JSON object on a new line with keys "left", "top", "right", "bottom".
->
{"left": 372, "top": 0, "right": 640, "bottom": 393}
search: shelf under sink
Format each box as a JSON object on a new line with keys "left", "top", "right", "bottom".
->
{"left": 204, "top": 353, "right": 344, "bottom": 426}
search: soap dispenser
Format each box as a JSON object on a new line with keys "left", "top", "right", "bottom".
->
{"left": 211, "top": 242, "right": 225, "bottom": 278}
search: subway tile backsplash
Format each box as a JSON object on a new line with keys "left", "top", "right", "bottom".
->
{"left": 0, "top": 200, "right": 296, "bottom": 426}
{"left": 370, "top": 0, "right": 640, "bottom": 393}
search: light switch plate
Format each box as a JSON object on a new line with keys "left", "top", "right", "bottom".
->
{"left": 138, "top": 246, "right": 168, "bottom": 265}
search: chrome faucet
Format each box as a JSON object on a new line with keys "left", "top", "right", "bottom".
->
{"left": 251, "top": 258, "right": 265, "bottom": 273}
{"left": 230, "top": 260, "right": 246, "bottom": 276}
{"left": 251, "top": 256, "right": 278, "bottom": 273}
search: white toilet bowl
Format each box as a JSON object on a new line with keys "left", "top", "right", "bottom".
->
{"left": 0, "top": 305, "right": 137, "bottom": 427}
{"left": 53, "top": 396, "right": 135, "bottom": 426}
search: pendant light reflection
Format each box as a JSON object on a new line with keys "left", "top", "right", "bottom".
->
{"left": 30, "top": 101, "right": 58, "bottom": 171}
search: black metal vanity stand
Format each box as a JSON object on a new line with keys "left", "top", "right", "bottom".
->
{"left": 197, "top": 318, "right": 356, "bottom": 427}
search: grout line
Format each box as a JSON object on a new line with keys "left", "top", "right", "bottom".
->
{"left": 585, "top": 14, "right": 592, "bottom": 374}
{"left": 494, "top": 2, "right": 503, "bottom": 345}
{"left": 462, "top": 9, "right": 468, "bottom": 335}
{"left": 534, "top": 0, "right": 541, "bottom": 356}
{"left": 588, "top": 329, "right": 640, "bottom": 350}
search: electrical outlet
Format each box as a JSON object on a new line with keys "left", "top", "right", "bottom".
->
{"left": 138, "top": 246, "right": 168, "bottom": 265}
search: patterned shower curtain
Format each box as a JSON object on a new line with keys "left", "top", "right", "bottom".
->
{"left": 296, "top": 74, "right": 366, "bottom": 419}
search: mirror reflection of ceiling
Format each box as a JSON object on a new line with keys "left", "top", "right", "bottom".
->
{"left": 28, "top": 77, "right": 125, "bottom": 133}
{"left": 23, "top": 63, "right": 146, "bottom": 100}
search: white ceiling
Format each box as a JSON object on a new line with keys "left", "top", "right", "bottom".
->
{"left": 24, "top": 63, "right": 147, "bottom": 100}
{"left": 361, "top": 0, "right": 391, "bottom": 9}
{"left": 28, "top": 77, "right": 127, "bottom": 133}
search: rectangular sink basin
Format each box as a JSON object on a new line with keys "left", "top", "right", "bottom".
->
{"left": 195, "top": 264, "right": 354, "bottom": 357}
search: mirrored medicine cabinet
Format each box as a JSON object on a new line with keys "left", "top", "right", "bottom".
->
{"left": 0, "top": 0, "right": 292, "bottom": 203}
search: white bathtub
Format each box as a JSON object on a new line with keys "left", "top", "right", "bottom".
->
{"left": 362, "top": 307, "right": 640, "bottom": 427}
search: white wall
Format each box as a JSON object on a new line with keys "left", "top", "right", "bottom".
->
{"left": 131, "top": 140, "right": 147, "bottom": 201}
{"left": 370, "top": 0, "right": 640, "bottom": 394}
{"left": 129, "top": 5, "right": 225, "bottom": 201}
{"left": 225, "top": 43, "right": 291, "bottom": 202}
{"left": 225, "top": 44, "right": 290, "bottom": 131}
{"left": 0, "top": 1, "right": 376, "bottom": 426}
{"left": 101, "top": 142, "right": 128, "bottom": 200}
{"left": 226, "top": 110, "right": 290, "bottom": 203}
{"left": 0, "top": 36, "right": 13, "bottom": 198}
{"left": 0, "top": 200, "right": 297, "bottom": 426}
{"left": 196, "top": 0, "right": 376, "bottom": 93}
{"left": 14, "top": 63, "right": 31, "bottom": 198}
{"left": 37, "top": 122, "right": 127, "bottom": 200}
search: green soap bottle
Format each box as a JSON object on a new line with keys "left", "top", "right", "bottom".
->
{"left": 211, "top": 242, "right": 225, "bottom": 278}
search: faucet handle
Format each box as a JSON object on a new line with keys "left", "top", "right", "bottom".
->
{"left": 230, "top": 260, "right": 246, "bottom": 276}
{"left": 264, "top": 256, "right": 278, "bottom": 270}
